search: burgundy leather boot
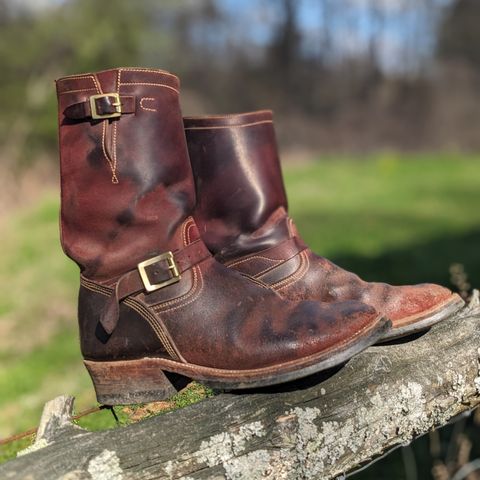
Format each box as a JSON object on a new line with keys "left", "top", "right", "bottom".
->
{"left": 184, "top": 110, "right": 464, "bottom": 341}
{"left": 56, "top": 69, "right": 389, "bottom": 404}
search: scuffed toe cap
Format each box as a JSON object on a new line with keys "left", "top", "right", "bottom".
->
{"left": 376, "top": 283, "right": 457, "bottom": 323}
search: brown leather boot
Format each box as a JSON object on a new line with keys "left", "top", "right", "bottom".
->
{"left": 184, "top": 110, "right": 464, "bottom": 341}
{"left": 56, "top": 69, "right": 389, "bottom": 404}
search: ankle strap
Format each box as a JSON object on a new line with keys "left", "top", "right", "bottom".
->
{"left": 100, "top": 240, "right": 211, "bottom": 334}
{"left": 224, "top": 236, "right": 307, "bottom": 269}
{"left": 64, "top": 93, "right": 136, "bottom": 120}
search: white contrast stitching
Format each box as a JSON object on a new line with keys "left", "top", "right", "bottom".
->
{"left": 58, "top": 88, "right": 97, "bottom": 95}
{"left": 119, "top": 82, "right": 179, "bottom": 95}
{"left": 152, "top": 266, "right": 200, "bottom": 311}
{"left": 119, "top": 67, "right": 178, "bottom": 80}
{"left": 157, "top": 267, "right": 204, "bottom": 314}
{"left": 227, "top": 255, "right": 281, "bottom": 268}
{"left": 272, "top": 251, "right": 309, "bottom": 290}
{"left": 253, "top": 260, "right": 286, "bottom": 278}
{"left": 79, "top": 277, "right": 179, "bottom": 360}
{"left": 91, "top": 74, "right": 102, "bottom": 94}
{"left": 140, "top": 97, "right": 157, "bottom": 112}
{"left": 184, "top": 120, "right": 273, "bottom": 131}
{"left": 101, "top": 122, "right": 119, "bottom": 184}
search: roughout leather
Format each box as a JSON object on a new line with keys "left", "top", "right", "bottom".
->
{"left": 56, "top": 70, "right": 387, "bottom": 376}
{"left": 184, "top": 110, "right": 462, "bottom": 328}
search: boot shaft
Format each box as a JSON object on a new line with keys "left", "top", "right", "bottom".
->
{"left": 184, "top": 111, "right": 290, "bottom": 261}
{"left": 56, "top": 68, "right": 195, "bottom": 281}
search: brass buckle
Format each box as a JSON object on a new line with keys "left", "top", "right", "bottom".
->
{"left": 137, "top": 252, "right": 181, "bottom": 292}
{"left": 89, "top": 93, "right": 122, "bottom": 119}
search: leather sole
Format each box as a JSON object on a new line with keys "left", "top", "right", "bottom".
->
{"left": 84, "top": 316, "right": 390, "bottom": 405}
{"left": 380, "top": 293, "right": 465, "bottom": 342}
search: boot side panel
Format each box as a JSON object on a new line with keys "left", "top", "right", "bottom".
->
{"left": 78, "top": 284, "right": 176, "bottom": 361}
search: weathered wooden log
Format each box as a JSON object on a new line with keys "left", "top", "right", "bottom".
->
{"left": 2, "top": 295, "right": 480, "bottom": 480}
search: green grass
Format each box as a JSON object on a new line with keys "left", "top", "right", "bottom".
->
{"left": 0, "top": 436, "right": 35, "bottom": 464}
{"left": 1, "top": 153, "right": 479, "bottom": 463}
{"left": 285, "top": 153, "right": 480, "bottom": 287}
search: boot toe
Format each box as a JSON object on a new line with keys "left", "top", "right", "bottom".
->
{"left": 260, "top": 299, "right": 385, "bottom": 367}
{"left": 373, "top": 283, "right": 461, "bottom": 324}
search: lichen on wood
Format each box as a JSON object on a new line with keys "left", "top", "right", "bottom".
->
{"left": 1, "top": 296, "right": 479, "bottom": 480}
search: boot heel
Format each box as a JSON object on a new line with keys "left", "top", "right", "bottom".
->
{"left": 84, "top": 358, "right": 190, "bottom": 405}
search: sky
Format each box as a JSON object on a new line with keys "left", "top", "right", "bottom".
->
{"left": 7, "top": 0, "right": 455, "bottom": 73}
{"left": 217, "top": 0, "right": 455, "bottom": 72}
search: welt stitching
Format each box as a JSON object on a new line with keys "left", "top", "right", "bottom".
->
{"left": 119, "top": 82, "right": 179, "bottom": 95}
{"left": 140, "top": 97, "right": 157, "bottom": 112}
{"left": 153, "top": 266, "right": 199, "bottom": 311}
{"left": 272, "top": 251, "right": 309, "bottom": 290}
{"left": 158, "top": 267, "right": 204, "bottom": 314}
{"left": 184, "top": 120, "right": 273, "bottom": 131}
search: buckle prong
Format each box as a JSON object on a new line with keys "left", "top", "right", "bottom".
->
{"left": 89, "top": 93, "right": 122, "bottom": 120}
{"left": 137, "top": 252, "right": 181, "bottom": 292}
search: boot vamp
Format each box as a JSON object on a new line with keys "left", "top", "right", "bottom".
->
{"left": 305, "top": 252, "right": 458, "bottom": 323}
{"left": 155, "top": 258, "right": 381, "bottom": 370}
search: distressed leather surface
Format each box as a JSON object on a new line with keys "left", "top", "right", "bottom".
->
{"left": 56, "top": 71, "right": 385, "bottom": 372}
{"left": 57, "top": 68, "right": 194, "bottom": 282}
{"left": 185, "top": 110, "right": 460, "bottom": 325}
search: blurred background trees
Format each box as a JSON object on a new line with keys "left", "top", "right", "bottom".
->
{"left": 2, "top": 0, "right": 480, "bottom": 168}
{"left": 1, "top": 1, "right": 480, "bottom": 478}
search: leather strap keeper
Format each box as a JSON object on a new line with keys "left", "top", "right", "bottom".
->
{"left": 64, "top": 94, "right": 136, "bottom": 120}
{"left": 99, "top": 240, "right": 211, "bottom": 334}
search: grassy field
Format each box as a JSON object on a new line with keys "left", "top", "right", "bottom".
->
{"left": 1, "top": 153, "right": 479, "bottom": 467}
